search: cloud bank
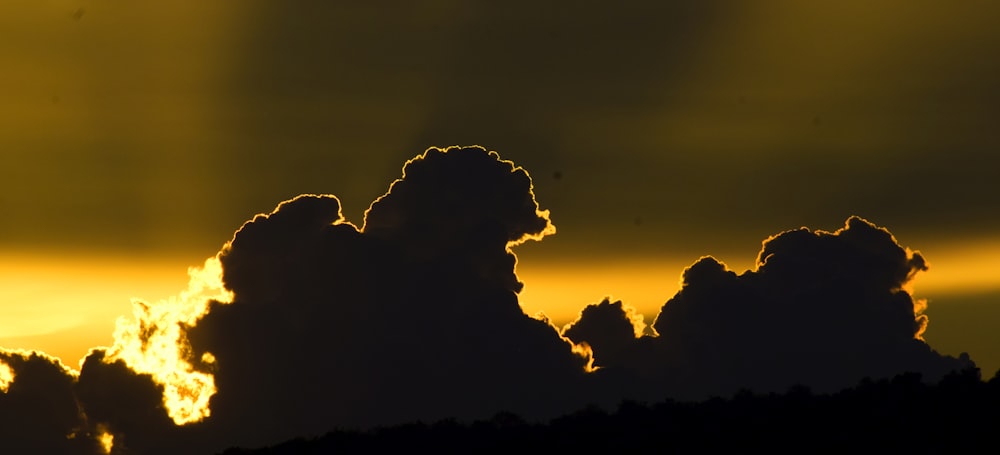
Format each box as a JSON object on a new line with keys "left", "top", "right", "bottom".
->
{"left": 565, "top": 217, "right": 968, "bottom": 401}
{"left": 0, "top": 146, "right": 973, "bottom": 453}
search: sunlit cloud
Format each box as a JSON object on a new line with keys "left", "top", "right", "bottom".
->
{"left": 104, "top": 256, "right": 233, "bottom": 425}
{"left": 0, "top": 360, "right": 13, "bottom": 393}
{"left": 96, "top": 426, "right": 114, "bottom": 455}
{"left": 0, "top": 254, "right": 196, "bottom": 367}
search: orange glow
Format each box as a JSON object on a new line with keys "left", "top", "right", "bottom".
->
{"left": 97, "top": 427, "right": 114, "bottom": 454}
{"left": 1, "top": 236, "right": 998, "bottom": 425}
{"left": 105, "top": 256, "right": 233, "bottom": 425}
{"left": 516, "top": 258, "right": 698, "bottom": 326}
{"left": 517, "top": 237, "right": 1000, "bottom": 328}
{"left": 0, "top": 253, "right": 199, "bottom": 368}
{"left": 0, "top": 253, "right": 201, "bottom": 367}
{"left": 0, "top": 360, "right": 13, "bottom": 393}
{"left": 569, "top": 339, "right": 597, "bottom": 373}
{"left": 908, "top": 240, "right": 1000, "bottom": 296}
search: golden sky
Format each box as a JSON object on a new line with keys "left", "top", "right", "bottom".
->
{"left": 2, "top": 0, "right": 1000, "bottom": 400}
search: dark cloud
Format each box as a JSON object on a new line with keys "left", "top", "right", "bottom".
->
{"left": 179, "top": 146, "right": 588, "bottom": 451}
{"left": 562, "top": 298, "right": 645, "bottom": 369}
{"left": 0, "top": 147, "right": 978, "bottom": 452}
{"left": 0, "top": 350, "right": 102, "bottom": 454}
{"left": 565, "top": 217, "right": 972, "bottom": 401}
{"left": 75, "top": 349, "right": 184, "bottom": 454}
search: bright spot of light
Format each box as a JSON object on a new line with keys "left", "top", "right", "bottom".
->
{"left": 0, "top": 360, "right": 13, "bottom": 393}
{"left": 97, "top": 426, "right": 114, "bottom": 454}
{"left": 105, "top": 256, "right": 234, "bottom": 425}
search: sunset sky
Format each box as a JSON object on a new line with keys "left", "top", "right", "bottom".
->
{"left": 2, "top": 0, "right": 1000, "bottom": 379}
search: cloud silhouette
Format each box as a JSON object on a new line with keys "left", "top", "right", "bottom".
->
{"left": 174, "top": 146, "right": 589, "bottom": 451}
{"left": 562, "top": 298, "right": 646, "bottom": 369}
{"left": 0, "top": 350, "right": 101, "bottom": 453}
{"left": 0, "top": 146, "right": 978, "bottom": 453}
{"left": 75, "top": 349, "right": 193, "bottom": 454}
{"left": 565, "top": 217, "right": 972, "bottom": 402}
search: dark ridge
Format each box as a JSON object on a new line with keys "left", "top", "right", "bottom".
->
{"left": 220, "top": 367, "right": 996, "bottom": 454}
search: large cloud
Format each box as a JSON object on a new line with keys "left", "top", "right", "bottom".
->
{"left": 0, "top": 146, "right": 977, "bottom": 453}
{"left": 175, "top": 146, "right": 589, "bottom": 451}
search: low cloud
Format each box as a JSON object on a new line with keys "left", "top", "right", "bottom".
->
{"left": 0, "top": 146, "right": 975, "bottom": 453}
{"left": 562, "top": 298, "right": 646, "bottom": 369}
{"left": 566, "top": 217, "right": 968, "bottom": 401}
{"left": 0, "top": 350, "right": 100, "bottom": 453}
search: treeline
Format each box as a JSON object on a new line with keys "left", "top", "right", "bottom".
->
{"left": 221, "top": 368, "right": 998, "bottom": 454}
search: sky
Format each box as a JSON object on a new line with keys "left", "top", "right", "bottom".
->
{"left": 1, "top": 1, "right": 1000, "bottom": 450}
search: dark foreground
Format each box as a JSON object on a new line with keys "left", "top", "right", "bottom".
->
{"left": 221, "top": 368, "right": 998, "bottom": 454}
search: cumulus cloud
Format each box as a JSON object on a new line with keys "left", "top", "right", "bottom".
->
{"left": 656, "top": 218, "right": 959, "bottom": 394}
{"left": 75, "top": 349, "right": 199, "bottom": 454}
{"left": 0, "top": 146, "right": 976, "bottom": 453}
{"left": 176, "top": 146, "right": 589, "bottom": 451}
{"left": 565, "top": 217, "right": 971, "bottom": 401}
{"left": 562, "top": 298, "right": 646, "bottom": 369}
{"left": 0, "top": 350, "right": 102, "bottom": 454}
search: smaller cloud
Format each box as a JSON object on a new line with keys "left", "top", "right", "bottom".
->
{"left": 0, "top": 350, "right": 102, "bottom": 453}
{"left": 584, "top": 216, "right": 973, "bottom": 402}
{"left": 76, "top": 349, "right": 183, "bottom": 454}
{"left": 562, "top": 298, "right": 645, "bottom": 368}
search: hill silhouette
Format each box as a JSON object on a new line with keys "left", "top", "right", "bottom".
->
{"left": 220, "top": 368, "right": 995, "bottom": 454}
